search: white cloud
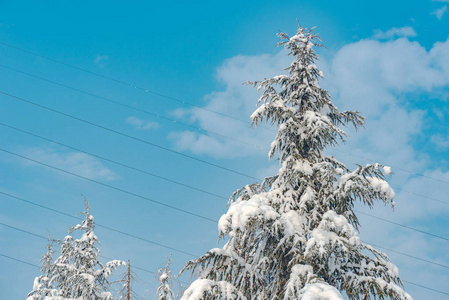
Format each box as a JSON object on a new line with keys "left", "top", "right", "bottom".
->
{"left": 169, "top": 51, "right": 290, "bottom": 158}
{"left": 373, "top": 26, "right": 417, "bottom": 39}
{"left": 433, "top": 5, "right": 448, "bottom": 20}
{"left": 21, "top": 147, "right": 118, "bottom": 181}
{"left": 326, "top": 37, "right": 449, "bottom": 178}
{"left": 431, "top": 134, "right": 449, "bottom": 150}
{"left": 126, "top": 116, "right": 159, "bottom": 130}
{"left": 94, "top": 55, "right": 109, "bottom": 68}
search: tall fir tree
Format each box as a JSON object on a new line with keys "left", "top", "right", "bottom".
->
{"left": 27, "top": 200, "right": 125, "bottom": 300}
{"left": 181, "top": 23, "right": 413, "bottom": 300}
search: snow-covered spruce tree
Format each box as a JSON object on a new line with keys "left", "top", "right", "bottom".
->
{"left": 156, "top": 255, "right": 176, "bottom": 300}
{"left": 181, "top": 23, "right": 412, "bottom": 300}
{"left": 29, "top": 200, "right": 125, "bottom": 300}
{"left": 27, "top": 237, "right": 58, "bottom": 300}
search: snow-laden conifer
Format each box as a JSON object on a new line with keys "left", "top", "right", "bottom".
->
{"left": 27, "top": 237, "right": 58, "bottom": 300}
{"left": 156, "top": 255, "right": 176, "bottom": 300}
{"left": 28, "top": 200, "right": 125, "bottom": 300}
{"left": 181, "top": 22, "right": 413, "bottom": 300}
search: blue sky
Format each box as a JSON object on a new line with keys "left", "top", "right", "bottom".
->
{"left": 0, "top": 0, "right": 448, "bottom": 299}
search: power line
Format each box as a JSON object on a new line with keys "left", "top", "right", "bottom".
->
{"left": 0, "top": 191, "right": 198, "bottom": 257}
{"left": 389, "top": 186, "right": 449, "bottom": 206}
{"left": 0, "top": 90, "right": 260, "bottom": 181}
{"left": 1, "top": 146, "right": 448, "bottom": 245}
{"left": 0, "top": 64, "right": 264, "bottom": 151}
{"left": 0, "top": 221, "right": 48, "bottom": 240}
{"left": 0, "top": 245, "right": 155, "bottom": 279}
{"left": 367, "top": 242, "right": 449, "bottom": 270}
{"left": 0, "top": 221, "right": 173, "bottom": 274}
{"left": 0, "top": 223, "right": 190, "bottom": 286}
{"left": 0, "top": 220, "right": 191, "bottom": 285}
{"left": 0, "top": 147, "right": 216, "bottom": 223}
{"left": 403, "top": 280, "right": 449, "bottom": 296}
{"left": 0, "top": 253, "right": 40, "bottom": 268}
{"left": 0, "top": 252, "right": 151, "bottom": 300}
{"left": 0, "top": 122, "right": 227, "bottom": 201}
{"left": 0, "top": 41, "right": 258, "bottom": 128}
{"left": 356, "top": 210, "right": 449, "bottom": 242}
{"left": 334, "top": 148, "right": 449, "bottom": 186}
{"left": 0, "top": 217, "right": 192, "bottom": 287}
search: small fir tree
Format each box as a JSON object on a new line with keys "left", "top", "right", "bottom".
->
{"left": 156, "top": 255, "right": 176, "bottom": 300}
{"left": 181, "top": 22, "right": 413, "bottom": 300}
{"left": 27, "top": 200, "right": 125, "bottom": 300}
{"left": 27, "top": 237, "right": 58, "bottom": 300}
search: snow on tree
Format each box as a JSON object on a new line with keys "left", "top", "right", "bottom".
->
{"left": 181, "top": 22, "right": 413, "bottom": 300}
{"left": 156, "top": 255, "right": 176, "bottom": 300}
{"left": 27, "top": 237, "right": 58, "bottom": 300}
{"left": 27, "top": 199, "right": 125, "bottom": 300}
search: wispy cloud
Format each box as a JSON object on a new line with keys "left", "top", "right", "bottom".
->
{"left": 126, "top": 116, "right": 159, "bottom": 130}
{"left": 169, "top": 52, "right": 289, "bottom": 158}
{"left": 21, "top": 147, "right": 118, "bottom": 181}
{"left": 433, "top": 5, "right": 448, "bottom": 20}
{"left": 431, "top": 134, "right": 449, "bottom": 150}
{"left": 373, "top": 26, "right": 417, "bottom": 39}
{"left": 94, "top": 55, "right": 109, "bottom": 68}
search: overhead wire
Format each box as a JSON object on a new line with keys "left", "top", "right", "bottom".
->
{"left": 0, "top": 41, "right": 259, "bottom": 128}
{"left": 387, "top": 186, "right": 449, "bottom": 206}
{"left": 0, "top": 220, "right": 189, "bottom": 285}
{"left": 367, "top": 242, "right": 449, "bottom": 270}
{"left": 403, "top": 280, "right": 449, "bottom": 296}
{"left": 0, "top": 253, "right": 40, "bottom": 268}
{"left": 0, "top": 90, "right": 260, "bottom": 181}
{"left": 333, "top": 148, "right": 449, "bottom": 186}
{"left": 355, "top": 210, "right": 449, "bottom": 242}
{"left": 0, "top": 147, "right": 216, "bottom": 223}
{"left": 0, "top": 122, "right": 227, "bottom": 201}
{"left": 0, "top": 63, "right": 264, "bottom": 151}
{"left": 0, "top": 191, "right": 198, "bottom": 257}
